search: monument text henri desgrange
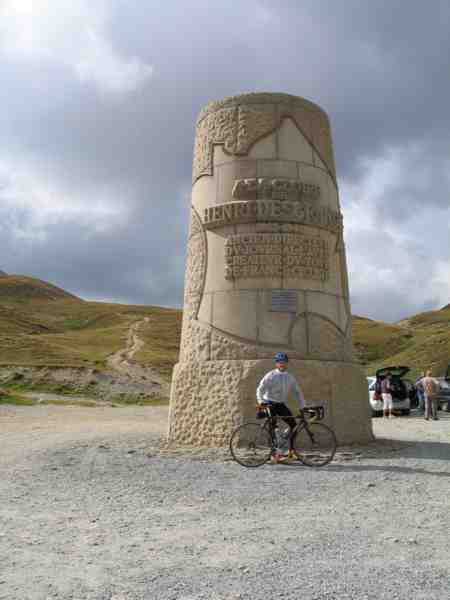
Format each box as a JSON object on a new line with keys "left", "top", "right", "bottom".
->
{"left": 168, "top": 92, "right": 372, "bottom": 445}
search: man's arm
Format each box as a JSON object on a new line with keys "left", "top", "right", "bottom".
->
{"left": 256, "top": 371, "right": 272, "bottom": 404}
{"left": 290, "top": 375, "right": 305, "bottom": 410}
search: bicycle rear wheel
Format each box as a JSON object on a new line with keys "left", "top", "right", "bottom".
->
{"left": 293, "top": 422, "right": 336, "bottom": 467}
{"left": 229, "top": 422, "right": 273, "bottom": 467}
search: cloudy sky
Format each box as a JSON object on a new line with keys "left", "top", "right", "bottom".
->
{"left": 1, "top": 0, "right": 449, "bottom": 322}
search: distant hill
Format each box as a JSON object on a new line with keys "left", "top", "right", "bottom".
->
{"left": 0, "top": 273, "right": 447, "bottom": 381}
{"left": 0, "top": 274, "right": 80, "bottom": 301}
{"left": 353, "top": 305, "right": 450, "bottom": 379}
{"left": 0, "top": 273, "right": 181, "bottom": 378}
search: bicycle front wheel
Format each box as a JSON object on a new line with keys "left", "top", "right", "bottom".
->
{"left": 229, "top": 422, "right": 272, "bottom": 468}
{"left": 293, "top": 422, "right": 336, "bottom": 467}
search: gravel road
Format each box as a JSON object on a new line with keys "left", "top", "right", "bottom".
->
{"left": 1, "top": 405, "right": 449, "bottom": 600}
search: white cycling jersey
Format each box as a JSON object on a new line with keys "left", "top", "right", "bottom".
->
{"left": 256, "top": 368, "right": 305, "bottom": 409}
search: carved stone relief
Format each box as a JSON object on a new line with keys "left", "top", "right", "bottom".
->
{"left": 311, "top": 115, "right": 336, "bottom": 178}
{"left": 168, "top": 359, "right": 245, "bottom": 446}
{"left": 308, "top": 313, "right": 346, "bottom": 360}
{"left": 168, "top": 93, "right": 371, "bottom": 448}
{"left": 235, "top": 104, "right": 277, "bottom": 154}
{"left": 183, "top": 207, "right": 207, "bottom": 321}
{"left": 210, "top": 326, "right": 309, "bottom": 360}
{"left": 192, "top": 107, "right": 237, "bottom": 185}
{"left": 289, "top": 314, "right": 308, "bottom": 355}
{"left": 193, "top": 93, "right": 336, "bottom": 184}
{"left": 210, "top": 330, "right": 258, "bottom": 361}
{"left": 179, "top": 318, "right": 211, "bottom": 363}
{"left": 196, "top": 92, "right": 325, "bottom": 127}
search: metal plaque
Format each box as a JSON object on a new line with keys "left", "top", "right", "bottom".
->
{"left": 270, "top": 289, "right": 298, "bottom": 313}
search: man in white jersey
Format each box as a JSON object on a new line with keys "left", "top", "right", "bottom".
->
{"left": 256, "top": 352, "right": 306, "bottom": 463}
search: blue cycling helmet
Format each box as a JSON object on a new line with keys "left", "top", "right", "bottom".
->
{"left": 274, "top": 351, "right": 289, "bottom": 363}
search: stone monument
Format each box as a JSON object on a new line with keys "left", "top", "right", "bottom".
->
{"left": 168, "top": 92, "right": 372, "bottom": 445}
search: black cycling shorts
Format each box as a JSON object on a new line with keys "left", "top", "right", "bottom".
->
{"left": 267, "top": 402, "right": 296, "bottom": 431}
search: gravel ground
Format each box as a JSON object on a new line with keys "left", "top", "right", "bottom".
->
{"left": 1, "top": 405, "right": 449, "bottom": 600}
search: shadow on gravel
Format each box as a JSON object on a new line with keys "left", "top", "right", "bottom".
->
{"left": 274, "top": 437, "right": 450, "bottom": 478}
{"left": 366, "top": 438, "right": 450, "bottom": 461}
{"left": 405, "top": 411, "right": 450, "bottom": 420}
{"left": 322, "top": 464, "right": 450, "bottom": 478}
{"left": 278, "top": 461, "right": 450, "bottom": 478}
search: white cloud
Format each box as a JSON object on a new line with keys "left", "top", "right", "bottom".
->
{"left": 252, "top": 2, "right": 277, "bottom": 28}
{"left": 0, "top": 0, "right": 153, "bottom": 94}
{"left": 0, "top": 155, "right": 130, "bottom": 242}
{"left": 340, "top": 143, "right": 450, "bottom": 321}
{"left": 430, "top": 261, "right": 450, "bottom": 309}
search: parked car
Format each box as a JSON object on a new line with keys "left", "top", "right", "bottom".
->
{"left": 435, "top": 378, "right": 450, "bottom": 411}
{"left": 434, "top": 363, "right": 450, "bottom": 412}
{"left": 367, "top": 366, "right": 415, "bottom": 417}
{"left": 367, "top": 376, "right": 382, "bottom": 417}
{"left": 403, "top": 378, "right": 418, "bottom": 409}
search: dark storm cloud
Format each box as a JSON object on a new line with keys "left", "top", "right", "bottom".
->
{"left": 0, "top": 0, "right": 449, "bottom": 321}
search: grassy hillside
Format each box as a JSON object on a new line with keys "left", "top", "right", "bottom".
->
{"left": 0, "top": 274, "right": 181, "bottom": 379}
{"left": 0, "top": 273, "right": 448, "bottom": 384}
{"left": 353, "top": 306, "right": 450, "bottom": 379}
{"left": 0, "top": 274, "right": 79, "bottom": 302}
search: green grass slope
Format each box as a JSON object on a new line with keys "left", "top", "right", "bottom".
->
{"left": 0, "top": 273, "right": 448, "bottom": 384}
{"left": 0, "top": 274, "right": 80, "bottom": 302}
{"left": 0, "top": 274, "right": 181, "bottom": 378}
{"left": 352, "top": 306, "right": 450, "bottom": 379}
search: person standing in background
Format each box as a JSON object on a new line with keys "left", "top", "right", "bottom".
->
{"left": 381, "top": 373, "right": 394, "bottom": 418}
{"left": 422, "top": 369, "right": 439, "bottom": 421}
{"left": 415, "top": 372, "right": 425, "bottom": 414}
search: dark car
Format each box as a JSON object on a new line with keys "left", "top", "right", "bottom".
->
{"left": 435, "top": 363, "right": 450, "bottom": 412}
{"left": 403, "top": 378, "right": 418, "bottom": 409}
{"left": 375, "top": 366, "right": 416, "bottom": 416}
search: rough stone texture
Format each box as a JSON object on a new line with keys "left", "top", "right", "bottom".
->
{"left": 170, "top": 92, "right": 372, "bottom": 446}
{"left": 179, "top": 318, "right": 211, "bottom": 363}
{"left": 169, "top": 359, "right": 371, "bottom": 445}
{"left": 168, "top": 360, "right": 245, "bottom": 446}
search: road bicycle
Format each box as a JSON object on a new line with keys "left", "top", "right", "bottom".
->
{"left": 229, "top": 403, "right": 337, "bottom": 468}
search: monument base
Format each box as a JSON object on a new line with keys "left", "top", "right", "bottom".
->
{"left": 168, "top": 359, "right": 373, "bottom": 446}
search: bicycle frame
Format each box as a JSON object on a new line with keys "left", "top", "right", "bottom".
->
{"left": 262, "top": 405, "right": 320, "bottom": 450}
{"left": 229, "top": 404, "right": 335, "bottom": 467}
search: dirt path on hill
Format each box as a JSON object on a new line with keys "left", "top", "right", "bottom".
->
{"left": 0, "top": 317, "right": 170, "bottom": 402}
{"left": 107, "top": 318, "right": 148, "bottom": 372}
{"left": 106, "top": 316, "right": 169, "bottom": 397}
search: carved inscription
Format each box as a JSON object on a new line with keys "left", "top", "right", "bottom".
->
{"left": 232, "top": 178, "right": 320, "bottom": 202}
{"left": 204, "top": 201, "right": 341, "bottom": 233}
{"left": 224, "top": 233, "right": 329, "bottom": 281}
